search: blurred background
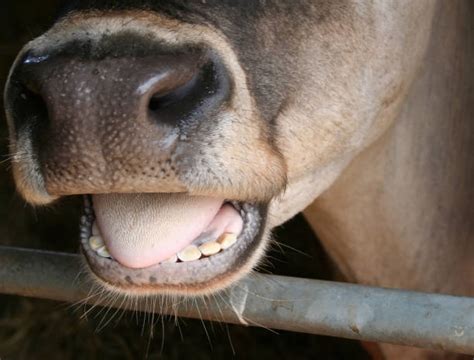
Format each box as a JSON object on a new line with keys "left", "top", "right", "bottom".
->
{"left": 0, "top": 2, "right": 368, "bottom": 359}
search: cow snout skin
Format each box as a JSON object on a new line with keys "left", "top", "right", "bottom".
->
{"left": 5, "top": 37, "right": 232, "bottom": 196}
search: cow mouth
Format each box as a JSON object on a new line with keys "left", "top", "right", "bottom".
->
{"left": 80, "top": 194, "right": 265, "bottom": 295}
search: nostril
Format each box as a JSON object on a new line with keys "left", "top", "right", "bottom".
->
{"left": 147, "top": 61, "right": 229, "bottom": 127}
{"left": 6, "top": 53, "right": 51, "bottom": 134}
{"left": 10, "top": 81, "right": 50, "bottom": 132}
{"left": 148, "top": 71, "right": 199, "bottom": 112}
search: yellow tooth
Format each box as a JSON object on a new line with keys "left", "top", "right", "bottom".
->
{"left": 96, "top": 246, "right": 111, "bottom": 258}
{"left": 89, "top": 235, "right": 104, "bottom": 250}
{"left": 198, "top": 241, "right": 221, "bottom": 256}
{"left": 162, "top": 254, "right": 178, "bottom": 264}
{"left": 217, "top": 233, "right": 237, "bottom": 250}
{"left": 177, "top": 245, "right": 202, "bottom": 262}
{"left": 92, "top": 222, "right": 100, "bottom": 236}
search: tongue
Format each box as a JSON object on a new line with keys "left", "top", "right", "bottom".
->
{"left": 93, "top": 193, "right": 225, "bottom": 268}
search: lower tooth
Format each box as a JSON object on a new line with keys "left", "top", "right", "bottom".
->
{"left": 198, "top": 242, "right": 221, "bottom": 256}
{"left": 96, "top": 246, "right": 111, "bottom": 258}
{"left": 89, "top": 235, "right": 104, "bottom": 250}
{"left": 217, "top": 233, "right": 237, "bottom": 249}
{"left": 177, "top": 245, "right": 202, "bottom": 262}
{"left": 162, "top": 254, "right": 178, "bottom": 264}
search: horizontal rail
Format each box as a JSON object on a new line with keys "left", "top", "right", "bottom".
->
{"left": 0, "top": 246, "right": 473, "bottom": 354}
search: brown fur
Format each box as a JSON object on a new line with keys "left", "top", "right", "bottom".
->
{"left": 304, "top": 1, "right": 474, "bottom": 358}
{"left": 4, "top": 1, "right": 472, "bottom": 358}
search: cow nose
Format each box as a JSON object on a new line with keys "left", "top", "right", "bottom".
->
{"left": 9, "top": 49, "right": 230, "bottom": 130}
{"left": 4, "top": 45, "right": 231, "bottom": 195}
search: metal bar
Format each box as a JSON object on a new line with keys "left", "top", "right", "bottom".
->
{"left": 0, "top": 246, "right": 473, "bottom": 354}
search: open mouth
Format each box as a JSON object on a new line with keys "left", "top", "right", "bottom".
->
{"left": 80, "top": 193, "right": 266, "bottom": 295}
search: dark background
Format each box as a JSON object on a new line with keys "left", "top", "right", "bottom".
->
{"left": 0, "top": 2, "right": 368, "bottom": 359}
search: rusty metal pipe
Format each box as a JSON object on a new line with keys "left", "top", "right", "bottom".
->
{"left": 0, "top": 246, "right": 473, "bottom": 354}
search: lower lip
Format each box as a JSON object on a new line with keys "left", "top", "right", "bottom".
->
{"left": 80, "top": 196, "right": 264, "bottom": 271}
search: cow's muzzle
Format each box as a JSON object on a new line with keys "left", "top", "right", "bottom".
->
{"left": 3, "top": 15, "right": 285, "bottom": 296}
{"left": 6, "top": 35, "right": 231, "bottom": 195}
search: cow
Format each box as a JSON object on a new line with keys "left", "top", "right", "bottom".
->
{"left": 3, "top": 1, "right": 473, "bottom": 358}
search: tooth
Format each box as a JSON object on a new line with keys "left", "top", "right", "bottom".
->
{"left": 162, "top": 254, "right": 178, "bottom": 264}
{"left": 96, "top": 246, "right": 111, "bottom": 258}
{"left": 89, "top": 235, "right": 104, "bottom": 250}
{"left": 217, "top": 233, "right": 237, "bottom": 250}
{"left": 92, "top": 222, "right": 100, "bottom": 236}
{"left": 177, "top": 245, "right": 202, "bottom": 262}
{"left": 198, "top": 241, "right": 221, "bottom": 256}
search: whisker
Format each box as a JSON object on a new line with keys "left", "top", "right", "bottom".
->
{"left": 271, "top": 239, "right": 311, "bottom": 258}
{"left": 194, "top": 298, "right": 212, "bottom": 349}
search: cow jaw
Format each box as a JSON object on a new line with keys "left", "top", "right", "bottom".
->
{"left": 80, "top": 194, "right": 265, "bottom": 295}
